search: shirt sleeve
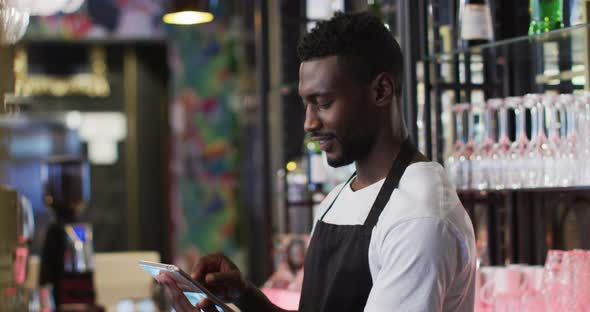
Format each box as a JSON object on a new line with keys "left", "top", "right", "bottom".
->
{"left": 364, "top": 217, "right": 464, "bottom": 312}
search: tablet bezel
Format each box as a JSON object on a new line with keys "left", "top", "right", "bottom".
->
{"left": 138, "top": 260, "right": 235, "bottom": 311}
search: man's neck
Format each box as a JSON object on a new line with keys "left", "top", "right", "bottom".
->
{"left": 351, "top": 127, "right": 401, "bottom": 191}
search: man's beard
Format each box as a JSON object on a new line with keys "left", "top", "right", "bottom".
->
{"left": 327, "top": 130, "right": 376, "bottom": 168}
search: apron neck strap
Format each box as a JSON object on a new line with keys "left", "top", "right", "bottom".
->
{"left": 319, "top": 172, "right": 356, "bottom": 221}
{"left": 363, "top": 138, "right": 417, "bottom": 228}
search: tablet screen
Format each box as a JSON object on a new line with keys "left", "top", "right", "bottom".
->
{"left": 183, "top": 292, "right": 224, "bottom": 312}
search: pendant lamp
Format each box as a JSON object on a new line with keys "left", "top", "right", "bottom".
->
{"left": 163, "top": 0, "right": 214, "bottom": 25}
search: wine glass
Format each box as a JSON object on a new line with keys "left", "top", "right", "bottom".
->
{"left": 446, "top": 103, "right": 471, "bottom": 190}
{"left": 464, "top": 105, "right": 476, "bottom": 189}
{"left": 470, "top": 102, "right": 494, "bottom": 190}
{"left": 523, "top": 94, "right": 544, "bottom": 188}
{"left": 506, "top": 97, "right": 528, "bottom": 189}
{"left": 575, "top": 93, "right": 590, "bottom": 185}
{"left": 542, "top": 94, "right": 560, "bottom": 188}
{"left": 556, "top": 95, "right": 576, "bottom": 186}
{"left": 489, "top": 98, "right": 510, "bottom": 190}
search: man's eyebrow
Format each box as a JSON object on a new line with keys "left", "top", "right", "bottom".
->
{"left": 300, "top": 91, "right": 333, "bottom": 99}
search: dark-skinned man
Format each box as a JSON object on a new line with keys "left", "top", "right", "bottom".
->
{"left": 158, "top": 11, "right": 476, "bottom": 312}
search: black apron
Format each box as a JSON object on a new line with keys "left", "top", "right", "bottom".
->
{"left": 299, "top": 139, "right": 417, "bottom": 312}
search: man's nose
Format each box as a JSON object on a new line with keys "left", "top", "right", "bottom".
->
{"left": 304, "top": 105, "right": 321, "bottom": 133}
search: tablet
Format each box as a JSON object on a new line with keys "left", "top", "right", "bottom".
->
{"left": 138, "top": 260, "right": 235, "bottom": 312}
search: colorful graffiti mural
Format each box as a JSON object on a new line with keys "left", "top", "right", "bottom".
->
{"left": 166, "top": 15, "right": 241, "bottom": 261}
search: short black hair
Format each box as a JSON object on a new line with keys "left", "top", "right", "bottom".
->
{"left": 297, "top": 11, "right": 404, "bottom": 97}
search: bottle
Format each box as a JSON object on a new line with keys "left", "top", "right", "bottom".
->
{"left": 568, "top": 0, "right": 585, "bottom": 26}
{"left": 367, "top": 0, "right": 383, "bottom": 21}
{"left": 529, "top": 0, "right": 564, "bottom": 34}
{"left": 457, "top": 0, "right": 495, "bottom": 49}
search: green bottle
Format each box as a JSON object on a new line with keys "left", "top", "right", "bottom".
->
{"left": 529, "top": 0, "right": 564, "bottom": 34}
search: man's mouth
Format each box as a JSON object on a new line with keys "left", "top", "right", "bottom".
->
{"left": 311, "top": 135, "right": 335, "bottom": 151}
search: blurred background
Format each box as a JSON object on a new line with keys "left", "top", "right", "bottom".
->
{"left": 1, "top": 0, "right": 590, "bottom": 311}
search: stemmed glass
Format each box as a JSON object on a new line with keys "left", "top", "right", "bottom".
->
{"left": 470, "top": 102, "right": 494, "bottom": 190}
{"left": 446, "top": 103, "right": 471, "bottom": 190}
{"left": 464, "top": 105, "right": 476, "bottom": 189}
{"left": 556, "top": 95, "right": 576, "bottom": 186}
{"left": 576, "top": 93, "right": 590, "bottom": 185}
{"left": 489, "top": 99, "right": 510, "bottom": 190}
{"left": 523, "top": 94, "right": 544, "bottom": 188}
{"left": 506, "top": 97, "right": 528, "bottom": 189}
{"left": 543, "top": 95, "right": 560, "bottom": 187}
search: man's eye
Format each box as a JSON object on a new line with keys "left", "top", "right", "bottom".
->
{"left": 318, "top": 101, "right": 333, "bottom": 109}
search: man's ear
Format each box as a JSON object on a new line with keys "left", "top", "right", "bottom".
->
{"left": 371, "top": 72, "right": 395, "bottom": 108}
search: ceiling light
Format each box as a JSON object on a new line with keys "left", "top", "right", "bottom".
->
{"left": 163, "top": 0, "right": 214, "bottom": 25}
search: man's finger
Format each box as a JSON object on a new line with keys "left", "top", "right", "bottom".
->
{"left": 195, "top": 297, "right": 216, "bottom": 309}
{"left": 158, "top": 272, "right": 199, "bottom": 312}
{"left": 165, "top": 274, "right": 200, "bottom": 312}
{"left": 196, "top": 296, "right": 222, "bottom": 312}
{"left": 192, "top": 255, "right": 221, "bottom": 281}
{"left": 205, "top": 272, "right": 243, "bottom": 286}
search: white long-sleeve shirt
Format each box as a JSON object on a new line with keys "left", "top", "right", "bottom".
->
{"left": 314, "top": 162, "right": 476, "bottom": 312}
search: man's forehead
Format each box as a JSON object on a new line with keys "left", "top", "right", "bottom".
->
{"left": 298, "top": 55, "right": 340, "bottom": 96}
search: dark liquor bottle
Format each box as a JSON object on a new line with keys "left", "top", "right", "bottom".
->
{"left": 457, "top": 0, "right": 495, "bottom": 49}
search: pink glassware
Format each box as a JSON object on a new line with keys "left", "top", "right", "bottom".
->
{"left": 557, "top": 95, "right": 578, "bottom": 186}
{"left": 524, "top": 94, "right": 549, "bottom": 188}
{"left": 519, "top": 265, "right": 545, "bottom": 312}
{"left": 479, "top": 266, "right": 529, "bottom": 312}
{"left": 543, "top": 94, "right": 560, "bottom": 188}
{"left": 542, "top": 250, "right": 566, "bottom": 311}
{"left": 464, "top": 105, "right": 475, "bottom": 189}
{"left": 506, "top": 96, "right": 528, "bottom": 189}
{"left": 563, "top": 250, "right": 590, "bottom": 311}
{"left": 575, "top": 93, "right": 590, "bottom": 185}
{"left": 446, "top": 103, "right": 471, "bottom": 190}
{"left": 488, "top": 98, "right": 510, "bottom": 190}
{"left": 470, "top": 102, "right": 494, "bottom": 190}
{"left": 475, "top": 266, "right": 500, "bottom": 312}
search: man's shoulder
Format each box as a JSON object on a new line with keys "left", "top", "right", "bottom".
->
{"left": 387, "top": 161, "right": 454, "bottom": 218}
{"left": 378, "top": 161, "right": 475, "bottom": 253}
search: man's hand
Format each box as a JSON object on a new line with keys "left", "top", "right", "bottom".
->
{"left": 156, "top": 253, "right": 248, "bottom": 311}
{"left": 157, "top": 253, "right": 292, "bottom": 312}
{"left": 157, "top": 272, "right": 217, "bottom": 312}
{"left": 191, "top": 253, "right": 249, "bottom": 308}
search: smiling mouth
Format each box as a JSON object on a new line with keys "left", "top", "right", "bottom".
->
{"left": 312, "top": 136, "right": 335, "bottom": 151}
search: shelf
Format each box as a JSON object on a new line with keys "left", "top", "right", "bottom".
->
{"left": 457, "top": 185, "right": 590, "bottom": 195}
{"left": 423, "top": 23, "right": 590, "bottom": 62}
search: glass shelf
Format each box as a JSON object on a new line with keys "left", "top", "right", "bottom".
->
{"left": 424, "top": 23, "right": 590, "bottom": 62}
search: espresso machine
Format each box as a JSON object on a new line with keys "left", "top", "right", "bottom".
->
{"left": 39, "top": 157, "right": 100, "bottom": 310}
{"left": 0, "top": 185, "right": 36, "bottom": 310}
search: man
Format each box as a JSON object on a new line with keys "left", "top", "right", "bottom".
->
{"left": 158, "top": 11, "right": 476, "bottom": 312}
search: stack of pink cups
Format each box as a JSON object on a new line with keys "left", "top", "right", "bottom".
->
{"left": 475, "top": 249, "right": 590, "bottom": 312}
